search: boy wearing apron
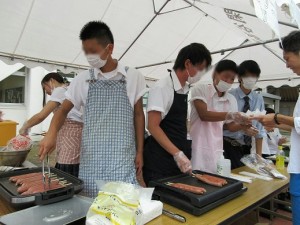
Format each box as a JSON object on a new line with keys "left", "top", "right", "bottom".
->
{"left": 143, "top": 43, "right": 212, "bottom": 185}
{"left": 39, "top": 21, "right": 147, "bottom": 197}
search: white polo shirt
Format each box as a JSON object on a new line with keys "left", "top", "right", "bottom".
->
{"left": 146, "top": 70, "right": 189, "bottom": 121}
{"left": 288, "top": 96, "right": 300, "bottom": 173}
{"left": 50, "top": 86, "right": 83, "bottom": 123}
{"left": 65, "top": 63, "right": 147, "bottom": 116}
{"left": 189, "top": 83, "right": 238, "bottom": 125}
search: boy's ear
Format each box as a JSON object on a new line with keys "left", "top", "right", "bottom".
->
{"left": 107, "top": 44, "right": 114, "bottom": 54}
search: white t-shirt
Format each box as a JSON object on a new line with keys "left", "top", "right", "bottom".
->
{"left": 267, "top": 128, "right": 282, "bottom": 155}
{"left": 189, "top": 83, "right": 238, "bottom": 125}
{"left": 146, "top": 70, "right": 189, "bottom": 121}
{"left": 49, "top": 86, "right": 83, "bottom": 123}
{"left": 288, "top": 96, "right": 300, "bottom": 173}
{"left": 50, "top": 87, "right": 67, "bottom": 104}
{"left": 65, "top": 63, "right": 147, "bottom": 115}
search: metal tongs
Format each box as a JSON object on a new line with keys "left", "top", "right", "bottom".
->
{"left": 42, "top": 154, "right": 51, "bottom": 188}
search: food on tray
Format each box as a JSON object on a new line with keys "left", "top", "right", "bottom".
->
{"left": 194, "top": 174, "right": 228, "bottom": 187}
{"left": 21, "top": 183, "right": 64, "bottom": 196}
{"left": 167, "top": 182, "right": 206, "bottom": 194}
{"left": 6, "top": 135, "right": 32, "bottom": 151}
{"left": 14, "top": 174, "right": 51, "bottom": 186}
{"left": 9, "top": 172, "right": 67, "bottom": 196}
{"left": 17, "top": 179, "right": 62, "bottom": 193}
{"left": 9, "top": 173, "right": 41, "bottom": 182}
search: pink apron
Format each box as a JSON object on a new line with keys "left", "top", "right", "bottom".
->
{"left": 190, "top": 85, "right": 230, "bottom": 173}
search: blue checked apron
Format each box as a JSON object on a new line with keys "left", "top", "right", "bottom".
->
{"left": 79, "top": 68, "right": 137, "bottom": 197}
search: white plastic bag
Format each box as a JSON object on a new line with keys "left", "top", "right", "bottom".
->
{"left": 241, "top": 153, "right": 287, "bottom": 179}
{"left": 6, "top": 135, "right": 32, "bottom": 151}
{"left": 86, "top": 181, "right": 143, "bottom": 225}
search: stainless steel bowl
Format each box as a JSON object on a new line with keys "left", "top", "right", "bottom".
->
{"left": 0, "top": 147, "right": 31, "bottom": 166}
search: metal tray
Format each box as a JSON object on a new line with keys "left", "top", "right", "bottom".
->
{"left": 0, "top": 167, "right": 84, "bottom": 207}
{"left": 0, "top": 196, "right": 92, "bottom": 225}
{"left": 149, "top": 170, "right": 246, "bottom": 215}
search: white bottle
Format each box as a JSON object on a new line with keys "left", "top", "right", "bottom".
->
{"left": 217, "top": 151, "right": 231, "bottom": 177}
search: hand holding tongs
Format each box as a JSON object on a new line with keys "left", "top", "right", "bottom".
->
{"left": 42, "top": 154, "right": 51, "bottom": 188}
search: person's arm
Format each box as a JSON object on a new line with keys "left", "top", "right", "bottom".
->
{"left": 225, "top": 123, "right": 258, "bottom": 137}
{"left": 193, "top": 99, "right": 250, "bottom": 124}
{"left": 276, "top": 123, "right": 292, "bottom": 132}
{"left": 19, "top": 101, "right": 59, "bottom": 134}
{"left": 148, "top": 111, "right": 180, "bottom": 155}
{"left": 134, "top": 98, "right": 145, "bottom": 175}
{"left": 255, "top": 138, "right": 263, "bottom": 155}
{"left": 255, "top": 96, "right": 264, "bottom": 156}
{"left": 193, "top": 99, "right": 227, "bottom": 122}
{"left": 39, "top": 100, "right": 73, "bottom": 160}
{"left": 256, "top": 113, "right": 294, "bottom": 128}
{"left": 276, "top": 114, "right": 295, "bottom": 127}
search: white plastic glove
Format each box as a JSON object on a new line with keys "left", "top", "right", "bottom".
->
{"left": 19, "top": 122, "right": 30, "bottom": 135}
{"left": 173, "top": 151, "right": 192, "bottom": 173}
{"left": 225, "top": 112, "right": 250, "bottom": 125}
{"left": 244, "top": 126, "right": 259, "bottom": 137}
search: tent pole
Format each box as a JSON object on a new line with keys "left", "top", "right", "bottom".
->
{"left": 0, "top": 51, "right": 89, "bottom": 70}
{"left": 136, "top": 38, "right": 279, "bottom": 69}
{"left": 12, "top": 0, "right": 35, "bottom": 55}
{"left": 118, "top": 0, "right": 171, "bottom": 60}
{"left": 262, "top": 45, "right": 285, "bottom": 63}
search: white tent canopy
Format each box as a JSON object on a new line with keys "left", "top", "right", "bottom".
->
{"left": 0, "top": 0, "right": 299, "bottom": 88}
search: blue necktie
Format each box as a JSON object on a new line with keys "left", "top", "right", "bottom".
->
{"left": 243, "top": 96, "right": 252, "bottom": 146}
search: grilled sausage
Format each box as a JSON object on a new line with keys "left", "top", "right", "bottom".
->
{"left": 17, "top": 179, "right": 61, "bottom": 193}
{"left": 168, "top": 183, "right": 206, "bottom": 194}
{"left": 9, "top": 173, "right": 41, "bottom": 182}
{"left": 195, "top": 174, "right": 227, "bottom": 187}
{"left": 15, "top": 174, "right": 51, "bottom": 186}
{"left": 21, "top": 183, "right": 64, "bottom": 196}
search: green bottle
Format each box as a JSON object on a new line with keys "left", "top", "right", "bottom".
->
{"left": 276, "top": 146, "right": 285, "bottom": 170}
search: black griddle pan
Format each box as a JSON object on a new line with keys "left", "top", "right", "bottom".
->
{"left": 149, "top": 170, "right": 247, "bottom": 215}
{"left": 0, "top": 167, "right": 83, "bottom": 207}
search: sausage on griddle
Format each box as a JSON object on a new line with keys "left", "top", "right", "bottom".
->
{"left": 168, "top": 183, "right": 206, "bottom": 194}
{"left": 9, "top": 173, "right": 41, "bottom": 182}
{"left": 15, "top": 174, "right": 51, "bottom": 186}
{"left": 21, "top": 183, "right": 64, "bottom": 196}
{"left": 194, "top": 174, "right": 228, "bottom": 187}
{"left": 17, "top": 179, "right": 61, "bottom": 193}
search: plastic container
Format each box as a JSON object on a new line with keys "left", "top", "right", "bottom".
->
{"left": 217, "top": 151, "right": 231, "bottom": 177}
{"left": 0, "top": 121, "right": 18, "bottom": 146}
{"left": 276, "top": 146, "right": 285, "bottom": 170}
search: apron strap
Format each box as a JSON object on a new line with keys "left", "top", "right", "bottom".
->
{"left": 167, "top": 69, "right": 176, "bottom": 90}
{"left": 89, "top": 68, "right": 96, "bottom": 80}
{"left": 86, "top": 68, "right": 96, "bottom": 83}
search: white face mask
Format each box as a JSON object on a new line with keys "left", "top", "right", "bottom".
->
{"left": 242, "top": 77, "right": 257, "bottom": 90}
{"left": 187, "top": 69, "right": 204, "bottom": 84}
{"left": 86, "top": 46, "right": 109, "bottom": 68}
{"left": 86, "top": 54, "right": 107, "bottom": 68}
{"left": 216, "top": 80, "right": 232, "bottom": 92}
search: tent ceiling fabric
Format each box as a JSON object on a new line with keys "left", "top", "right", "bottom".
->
{"left": 0, "top": 0, "right": 299, "bottom": 87}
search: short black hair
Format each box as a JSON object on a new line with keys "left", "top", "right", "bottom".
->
{"left": 215, "top": 60, "right": 238, "bottom": 74}
{"left": 79, "top": 21, "right": 114, "bottom": 46}
{"left": 173, "top": 43, "right": 211, "bottom": 70}
{"left": 280, "top": 30, "right": 300, "bottom": 53}
{"left": 265, "top": 107, "right": 275, "bottom": 114}
{"left": 238, "top": 60, "right": 261, "bottom": 78}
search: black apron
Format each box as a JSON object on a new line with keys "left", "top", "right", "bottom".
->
{"left": 143, "top": 71, "right": 191, "bottom": 184}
